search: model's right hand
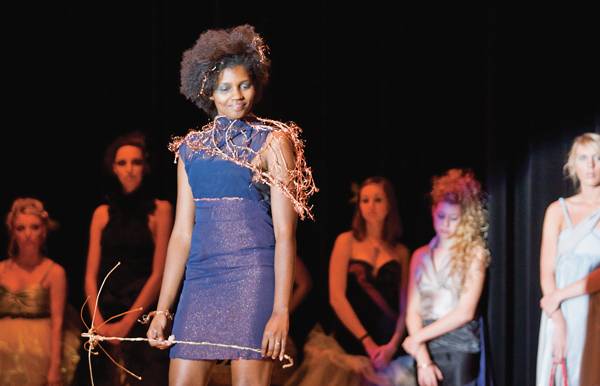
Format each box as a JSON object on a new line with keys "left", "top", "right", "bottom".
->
{"left": 362, "top": 336, "right": 381, "bottom": 363}
{"left": 371, "top": 341, "right": 396, "bottom": 369}
{"left": 147, "top": 314, "right": 173, "bottom": 349}
{"left": 417, "top": 362, "right": 443, "bottom": 386}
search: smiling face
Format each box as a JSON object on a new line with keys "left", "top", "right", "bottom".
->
{"left": 210, "top": 65, "right": 256, "bottom": 119}
{"left": 12, "top": 213, "right": 45, "bottom": 254}
{"left": 359, "top": 183, "right": 389, "bottom": 225}
{"left": 432, "top": 201, "right": 462, "bottom": 241}
{"left": 113, "top": 145, "right": 144, "bottom": 193}
{"left": 573, "top": 143, "right": 600, "bottom": 188}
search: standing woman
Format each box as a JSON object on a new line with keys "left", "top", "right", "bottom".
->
{"left": 403, "top": 169, "right": 490, "bottom": 386}
{"left": 0, "top": 198, "right": 79, "bottom": 386}
{"left": 536, "top": 132, "right": 600, "bottom": 386}
{"left": 84, "top": 132, "right": 173, "bottom": 385}
{"left": 146, "top": 24, "right": 316, "bottom": 386}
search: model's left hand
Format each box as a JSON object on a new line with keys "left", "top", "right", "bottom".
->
{"left": 261, "top": 310, "right": 289, "bottom": 360}
{"left": 402, "top": 335, "right": 421, "bottom": 357}
{"left": 372, "top": 341, "right": 396, "bottom": 370}
{"left": 540, "top": 291, "right": 561, "bottom": 316}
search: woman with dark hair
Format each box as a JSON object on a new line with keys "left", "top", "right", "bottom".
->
{"left": 536, "top": 133, "right": 600, "bottom": 386}
{"left": 403, "top": 169, "right": 490, "bottom": 386}
{"left": 328, "top": 176, "right": 412, "bottom": 385}
{"left": 84, "top": 132, "right": 173, "bottom": 385}
{"left": 0, "top": 198, "right": 79, "bottom": 386}
{"left": 145, "top": 24, "right": 316, "bottom": 386}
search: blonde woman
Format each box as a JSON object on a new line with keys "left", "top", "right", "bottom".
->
{"left": 0, "top": 198, "right": 79, "bottom": 386}
{"left": 403, "top": 169, "right": 490, "bottom": 386}
{"left": 536, "top": 132, "right": 600, "bottom": 386}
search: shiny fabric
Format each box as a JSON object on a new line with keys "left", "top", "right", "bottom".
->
{"left": 428, "top": 351, "right": 479, "bottom": 386}
{"left": 0, "top": 284, "right": 50, "bottom": 318}
{"left": 415, "top": 239, "right": 482, "bottom": 385}
{"left": 170, "top": 117, "right": 277, "bottom": 360}
{"left": 416, "top": 237, "right": 462, "bottom": 321}
{"left": 0, "top": 284, "right": 80, "bottom": 386}
{"left": 536, "top": 198, "right": 600, "bottom": 386}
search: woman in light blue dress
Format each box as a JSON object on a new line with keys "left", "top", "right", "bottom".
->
{"left": 537, "top": 132, "right": 600, "bottom": 386}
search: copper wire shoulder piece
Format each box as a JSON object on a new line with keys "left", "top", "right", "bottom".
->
{"left": 169, "top": 116, "right": 318, "bottom": 220}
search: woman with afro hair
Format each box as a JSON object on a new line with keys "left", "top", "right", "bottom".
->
{"left": 146, "top": 24, "right": 317, "bottom": 386}
{"left": 403, "top": 169, "right": 491, "bottom": 386}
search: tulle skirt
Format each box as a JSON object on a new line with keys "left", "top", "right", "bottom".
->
{"left": 0, "top": 316, "right": 80, "bottom": 386}
{"left": 284, "top": 325, "right": 416, "bottom": 386}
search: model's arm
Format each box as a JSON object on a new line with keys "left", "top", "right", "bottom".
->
{"left": 540, "top": 202, "right": 562, "bottom": 300}
{"left": 540, "top": 203, "right": 600, "bottom": 308}
{"left": 404, "top": 247, "right": 443, "bottom": 385}
{"left": 84, "top": 205, "right": 109, "bottom": 327}
{"left": 329, "top": 231, "right": 382, "bottom": 361}
{"left": 147, "top": 159, "right": 195, "bottom": 347}
{"left": 47, "top": 263, "right": 67, "bottom": 385}
{"left": 261, "top": 131, "right": 298, "bottom": 361}
{"left": 538, "top": 201, "right": 568, "bottom": 360}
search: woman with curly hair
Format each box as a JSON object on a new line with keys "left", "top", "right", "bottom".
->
{"left": 403, "top": 169, "right": 490, "bottom": 386}
{"left": 536, "top": 133, "right": 600, "bottom": 386}
{"left": 0, "top": 198, "right": 79, "bottom": 386}
{"left": 145, "top": 24, "right": 317, "bottom": 386}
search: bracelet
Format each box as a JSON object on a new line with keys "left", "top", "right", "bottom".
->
{"left": 417, "top": 362, "right": 433, "bottom": 370}
{"left": 155, "top": 310, "right": 174, "bottom": 320}
{"left": 138, "top": 310, "right": 174, "bottom": 324}
{"left": 358, "top": 333, "right": 370, "bottom": 342}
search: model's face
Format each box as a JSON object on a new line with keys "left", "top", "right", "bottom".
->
{"left": 211, "top": 65, "right": 256, "bottom": 119}
{"left": 574, "top": 143, "right": 600, "bottom": 188}
{"left": 432, "top": 201, "right": 462, "bottom": 240}
{"left": 113, "top": 145, "right": 144, "bottom": 193}
{"left": 359, "top": 183, "right": 389, "bottom": 224}
{"left": 13, "top": 213, "right": 45, "bottom": 252}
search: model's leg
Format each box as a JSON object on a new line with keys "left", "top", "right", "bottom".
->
{"left": 231, "top": 359, "right": 274, "bottom": 386}
{"left": 169, "top": 358, "right": 215, "bottom": 386}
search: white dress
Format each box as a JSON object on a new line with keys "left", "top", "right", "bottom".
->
{"left": 536, "top": 198, "right": 600, "bottom": 386}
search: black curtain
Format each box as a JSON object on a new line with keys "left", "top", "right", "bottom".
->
{"left": 1, "top": 3, "right": 599, "bottom": 385}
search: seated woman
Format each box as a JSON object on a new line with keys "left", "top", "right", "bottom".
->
{"left": 286, "top": 177, "right": 413, "bottom": 386}
{"left": 0, "top": 198, "right": 79, "bottom": 386}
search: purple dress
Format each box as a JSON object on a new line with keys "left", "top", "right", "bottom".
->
{"left": 170, "top": 116, "right": 277, "bottom": 360}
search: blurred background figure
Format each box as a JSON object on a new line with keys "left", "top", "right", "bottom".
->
{"left": 84, "top": 132, "right": 173, "bottom": 385}
{"left": 404, "top": 169, "right": 490, "bottom": 386}
{"left": 537, "top": 133, "right": 600, "bottom": 386}
{"left": 0, "top": 198, "right": 79, "bottom": 386}
{"left": 287, "top": 176, "right": 414, "bottom": 386}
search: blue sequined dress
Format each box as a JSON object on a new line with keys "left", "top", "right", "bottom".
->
{"left": 170, "top": 116, "right": 285, "bottom": 360}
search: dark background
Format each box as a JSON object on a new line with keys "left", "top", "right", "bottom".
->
{"left": 1, "top": 3, "right": 599, "bottom": 385}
